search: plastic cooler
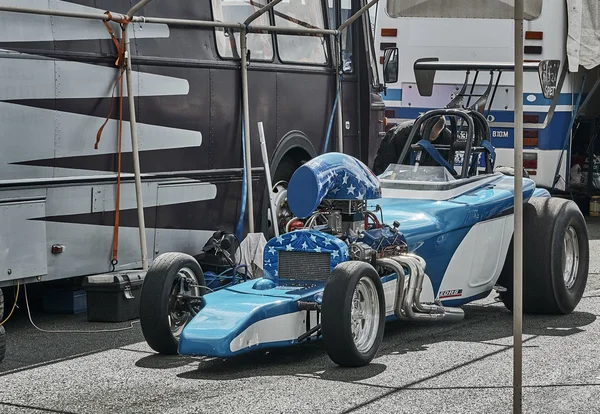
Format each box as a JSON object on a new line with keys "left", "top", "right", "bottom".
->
{"left": 82, "top": 272, "right": 145, "bottom": 322}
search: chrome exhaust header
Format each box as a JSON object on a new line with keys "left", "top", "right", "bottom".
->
{"left": 380, "top": 254, "right": 464, "bottom": 323}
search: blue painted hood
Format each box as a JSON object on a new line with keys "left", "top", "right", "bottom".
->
{"left": 287, "top": 152, "right": 381, "bottom": 218}
{"left": 179, "top": 280, "right": 324, "bottom": 357}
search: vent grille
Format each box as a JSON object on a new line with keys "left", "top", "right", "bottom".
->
{"left": 278, "top": 251, "right": 331, "bottom": 281}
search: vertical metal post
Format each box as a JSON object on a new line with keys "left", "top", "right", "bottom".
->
{"left": 258, "top": 122, "right": 279, "bottom": 237}
{"left": 240, "top": 30, "right": 255, "bottom": 233}
{"left": 513, "top": 0, "right": 524, "bottom": 412}
{"left": 335, "top": 35, "right": 344, "bottom": 152}
{"left": 124, "top": 24, "right": 148, "bottom": 271}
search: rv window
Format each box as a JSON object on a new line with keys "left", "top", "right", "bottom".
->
{"left": 211, "top": 0, "right": 274, "bottom": 61}
{"left": 275, "top": 0, "right": 328, "bottom": 64}
{"left": 386, "top": 0, "right": 543, "bottom": 20}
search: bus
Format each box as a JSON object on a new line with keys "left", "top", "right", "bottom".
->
{"left": 372, "top": 0, "right": 600, "bottom": 196}
{"left": 0, "top": 0, "right": 385, "bottom": 288}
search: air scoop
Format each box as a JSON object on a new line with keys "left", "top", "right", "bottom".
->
{"left": 287, "top": 152, "right": 381, "bottom": 218}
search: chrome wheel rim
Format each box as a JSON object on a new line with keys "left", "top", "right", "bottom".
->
{"left": 271, "top": 181, "right": 290, "bottom": 234}
{"left": 562, "top": 226, "right": 579, "bottom": 290}
{"left": 168, "top": 267, "right": 200, "bottom": 338}
{"left": 350, "top": 276, "right": 380, "bottom": 354}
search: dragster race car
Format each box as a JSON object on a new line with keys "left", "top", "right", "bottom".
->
{"left": 139, "top": 108, "right": 589, "bottom": 367}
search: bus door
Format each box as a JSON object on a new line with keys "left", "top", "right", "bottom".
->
{"left": 328, "top": 0, "right": 384, "bottom": 166}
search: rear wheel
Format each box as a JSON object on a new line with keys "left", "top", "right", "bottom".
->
{"left": 498, "top": 197, "right": 589, "bottom": 314}
{"left": 321, "top": 262, "right": 385, "bottom": 367}
{"left": 140, "top": 253, "right": 206, "bottom": 354}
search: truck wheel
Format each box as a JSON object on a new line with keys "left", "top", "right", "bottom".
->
{"left": 321, "top": 261, "right": 385, "bottom": 367}
{"left": 498, "top": 197, "right": 589, "bottom": 314}
{"left": 140, "top": 253, "right": 206, "bottom": 354}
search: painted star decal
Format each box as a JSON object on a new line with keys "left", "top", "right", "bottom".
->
{"left": 310, "top": 234, "right": 317, "bottom": 243}
{"left": 268, "top": 246, "right": 276, "bottom": 255}
{"left": 285, "top": 244, "right": 294, "bottom": 251}
{"left": 331, "top": 251, "right": 340, "bottom": 259}
{"left": 357, "top": 191, "right": 365, "bottom": 199}
{"left": 347, "top": 184, "right": 356, "bottom": 195}
{"left": 301, "top": 241, "right": 308, "bottom": 250}
{"left": 276, "top": 235, "right": 285, "bottom": 244}
{"left": 331, "top": 187, "right": 340, "bottom": 195}
{"left": 290, "top": 234, "right": 297, "bottom": 241}
{"left": 322, "top": 238, "right": 332, "bottom": 246}
{"left": 314, "top": 246, "right": 322, "bottom": 253}
{"left": 342, "top": 173, "right": 349, "bottom": 185}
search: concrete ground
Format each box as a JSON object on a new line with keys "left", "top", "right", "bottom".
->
{"left": 1, "top": 220, "right": 600, "bottom": 413}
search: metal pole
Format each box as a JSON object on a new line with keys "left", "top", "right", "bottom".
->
{"left": 124, "top": 24, "right": 148, "bottom": 271}
{"left": 335, "top": 35, "right": 344, "bottom": 153}
{"left": 0, "top": 5, "right": 126, "bottom": 21}
{"left": 244, "top": 0, "right": 283, "bottom": 25}
{"left": 513, "top": 0, "right": 524, "bottom": 412}
{"left": 240, "top": 30, "right": 255, "bottom": 233}
{"left": 257, "top": 122, "right": 279, "bottom": 237}
{"left": 127, "top": 0, "right": 153, "bottom": 18}
{"left": 338, "top": 0, "right": 379, "bottom": 32}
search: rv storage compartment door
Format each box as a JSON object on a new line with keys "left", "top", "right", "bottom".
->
{"left": 0, "top": 199, "right": 48, "bottom": 281}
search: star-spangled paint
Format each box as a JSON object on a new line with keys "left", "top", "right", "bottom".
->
{"left": 287, "top": 152, "right": 382, "bottom": 218}
{"left": 263, "top": 229, "right": 349, "bottom": 278}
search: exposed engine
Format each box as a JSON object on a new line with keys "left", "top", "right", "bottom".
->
{"left": 280, "top": 199, "right": 407, "bottom": 266}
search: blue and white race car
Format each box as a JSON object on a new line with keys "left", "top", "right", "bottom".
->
{"left": 139, "top": 108, "right": 589, "bottom": 367}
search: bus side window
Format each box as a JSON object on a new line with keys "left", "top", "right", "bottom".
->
{"left": 340, "top": 0, "right": 353, "bottom": 73}
{"left": 328, "top": 0, "right": 353, "bottom": 73}
{"left": 274, "top": 0, "right": 328, "bottom": 64}
{"left": 211, "top": 0, "right": 273, "bottom": 61}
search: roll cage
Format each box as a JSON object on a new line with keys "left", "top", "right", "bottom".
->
{"left": 396, "top": 108, "right": 496, "bottom": 179}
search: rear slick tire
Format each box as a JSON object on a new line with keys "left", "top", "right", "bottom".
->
{"left": 321, "top": 261, "right": 385, "bottom": 367}
{"left": 498, "top": 197, "right": 589, "bottom": 314}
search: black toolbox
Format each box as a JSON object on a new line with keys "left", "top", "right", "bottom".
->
{"left": 82, "top": 272, "right": 145, "bottom": 322}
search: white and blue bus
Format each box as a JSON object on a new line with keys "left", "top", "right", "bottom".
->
{"left": 373, "top": 0, "right": 600, "bottom": 194}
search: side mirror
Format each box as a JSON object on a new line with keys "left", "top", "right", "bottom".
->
{"left": 383, "top": 47, "right": 399, "bottom": 84}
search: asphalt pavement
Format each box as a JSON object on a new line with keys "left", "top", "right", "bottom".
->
{"left": 1, "top": 219, "right": 600, "bottom": 413}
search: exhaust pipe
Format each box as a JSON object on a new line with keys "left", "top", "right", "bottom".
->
{"left": 376, "top": 258, "right": 409, "bottom": 320}
{"left": 391, "top": 255, "right": 464, "bottom": 323}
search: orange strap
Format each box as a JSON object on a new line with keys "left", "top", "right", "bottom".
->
{"left": 96, "top": 12, "right": 129, "bottom": 269}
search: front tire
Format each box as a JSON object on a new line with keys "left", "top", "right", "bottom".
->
{"left": 140, "top": 253, "right": 206, "bottom": 354}
{"left": 498, "top": 197, "right": 589, "bottom": 314}
{"left": 321, "top": 261, "right": 385, "bottom": 367}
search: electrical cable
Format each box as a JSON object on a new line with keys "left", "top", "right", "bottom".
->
{"left": 0, "top": 281, "right": 20, "bottom": 325}
{"left": 23, "top": 283, "right": 138, "bottom": 334}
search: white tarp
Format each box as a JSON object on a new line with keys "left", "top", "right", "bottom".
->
{"left": 567, "top": 0, "right": 600, "bottom": 72}
{"left": 236, "top": 232, "right": 267, "bottom": 278}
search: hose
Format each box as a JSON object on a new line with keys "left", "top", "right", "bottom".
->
{"left": 322, "top": 74, "right": 342, "bottom": 154}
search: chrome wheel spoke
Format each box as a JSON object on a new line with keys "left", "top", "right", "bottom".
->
{"left": 563, "top": 226, "right": 579, "bottom": 290}
{"left": 350, "top": 277, "right": 380, "bottom": 354}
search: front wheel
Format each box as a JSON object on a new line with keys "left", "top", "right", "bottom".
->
{"left": 140, "top": 253, "right": 206, "bottom": 354}
{"left": 321, "top": 261, "right": 385, "bottom": 367}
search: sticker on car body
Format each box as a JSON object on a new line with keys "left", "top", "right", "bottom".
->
{"left": 439, "top": 289, "right": 463, "bottom": 299}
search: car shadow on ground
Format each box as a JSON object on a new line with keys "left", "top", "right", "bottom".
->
{"left": 134, "top": 302, "right": 596, "bottom": 384}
